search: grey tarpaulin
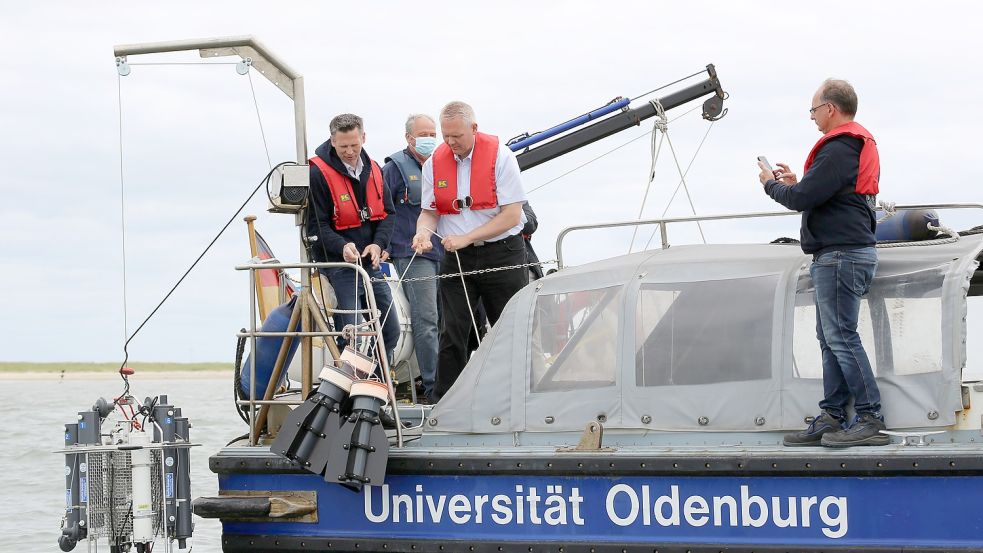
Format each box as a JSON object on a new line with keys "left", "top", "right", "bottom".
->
{"left": 428, "top": 236, "right": 983, "bottom": 433}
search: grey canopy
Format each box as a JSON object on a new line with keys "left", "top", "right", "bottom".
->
{"left": 428, "top": 236, "right": 983, "bottom": 433}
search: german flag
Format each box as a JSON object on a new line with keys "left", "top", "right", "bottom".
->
{"left": 254, "top": 231, "right": 296, "bottom": 322}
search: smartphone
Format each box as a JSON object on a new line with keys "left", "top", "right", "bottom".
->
{"left": 757, "top": 156, "right": 774, "bottom": 173}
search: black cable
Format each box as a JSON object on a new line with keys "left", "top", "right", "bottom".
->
{"left": 233, "top": 333, "right": 249, "bottom": 425}
{"left": 117, "top": 162, "right": 294, "bottom": 387}
{"left": 629, "top": 68, "right": 707, "bottom": 102}
{"left": 225, "top": 432, "right": 251, "bottom": 447}
{"left": 140, "top": 396, "right": 159, "bottom": 430}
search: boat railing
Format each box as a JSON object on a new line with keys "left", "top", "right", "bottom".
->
{"left": 554, "top": 203, "right": 983, "bottom": 268}
{"left": 234, "top": 261, "right": 402, "bottom": 446}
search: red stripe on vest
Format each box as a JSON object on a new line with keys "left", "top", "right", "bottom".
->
{"left": 431, "top": 132, "right": 499, "bottom": 214}
{"left": 803, "top": 121, "right": 880, "bottom": 195}
{"left": 310, "top": 156, "right": 386, "bottom": 230}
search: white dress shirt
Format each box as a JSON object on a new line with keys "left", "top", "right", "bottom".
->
{"left": 342, "top": 157, "right": 364, "bottom": 180}
{"left": 421, "top": 139, "right": 527, "bottom": 242}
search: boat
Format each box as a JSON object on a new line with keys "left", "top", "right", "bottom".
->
{"left": 92, "top": 36, "right": 983, "bottom": 552}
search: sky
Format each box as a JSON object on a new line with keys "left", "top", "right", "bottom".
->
{"left": 1, "top": 1, "right": 981, "bottom": 364}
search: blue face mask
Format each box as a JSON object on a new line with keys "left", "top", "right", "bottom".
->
{"left": 413, "top": 136, "right": 437, "bottom": 157}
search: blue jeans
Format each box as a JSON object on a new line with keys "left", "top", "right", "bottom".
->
{"left": 322, "top": 265, "right": 400, "bottom": 364}
{"left": 393, "top": 257, "right": 440, "bottom": 397}
{"left": 810, "top": 247, "right": 880, "bottom": 419}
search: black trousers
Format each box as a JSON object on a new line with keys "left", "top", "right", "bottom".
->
{"left": 434, "top": 233, "right": 528, "bottom": 400}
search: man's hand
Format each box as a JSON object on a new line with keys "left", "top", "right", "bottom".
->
{"left": 380, "top": 250, "right": 390, "bottom": 262}
{"left": 758, "top": 161, "right": 779, "bottom": 185}
{"left": 342, "top": 242, "right": 360, "bottom": 263}
{"left": 442, "top": 234, "right": 473, "bottom": 252}
{"left": 412, "top": 232, "right": 433, "bottom": 254}
{"left": 774, "top": 162, "right": 798, "bottom": 185}
{"left": 362, "top": 244, "right": 383, "bottom": 268}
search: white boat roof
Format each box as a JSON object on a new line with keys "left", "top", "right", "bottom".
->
{"left": 428, "top": 235, "right": 983, "bottom": 434}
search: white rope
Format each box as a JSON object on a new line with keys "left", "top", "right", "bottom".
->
{"left": 378, "top": 249, "right": 419, "bottom": 329}
{"left": 628, "top": 101, "right": 667, "bottom": 253}
{"left": 661, "top": 130, "right": 707, "bottom": 244}
{"left": 116, "top": 74, "right": 129, "bottom": 343}
{"left": 246, "top": 71, "right": 273, "bottom": 170}
{"left": 642, "top": 120, "right": 716, "bottom": 250}
{"left": 379, "top": 227, "right": 482, "bottom": 349}
{"left": 877, "top": 200, "right": 898, "bottom": 223}
{"left": 876, "top": 222, "right": 960, "bottom": 248}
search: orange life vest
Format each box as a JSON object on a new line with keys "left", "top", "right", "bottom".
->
{"left": 431, "top": 132, "right": 499, "bottom": 214}
{"left": 804, "top": 121, "right": 880, "bottom": 195}
{"left": 309, "top": 156, "right": 386, "bottom": 230}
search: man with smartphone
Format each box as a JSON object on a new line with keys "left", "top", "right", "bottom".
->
{"left": 757, "top": 79, "right": 885, "bottom": 448}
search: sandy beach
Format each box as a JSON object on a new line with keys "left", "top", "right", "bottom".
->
{"left": 0, "top": 370, "right": 229, "bottom": 380}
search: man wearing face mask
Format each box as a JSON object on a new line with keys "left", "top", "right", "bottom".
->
{"left": 382, "top": 114, "right": 444, "bottom": 402}
{"left": 307, "top": 113, "right": 400, "bottom": 363}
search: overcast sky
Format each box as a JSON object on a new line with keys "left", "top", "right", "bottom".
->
{"left": 2, "top": 1, "right": 981, "bottom": 364}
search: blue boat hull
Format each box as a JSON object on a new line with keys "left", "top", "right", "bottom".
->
{"left": 211, "top": 448, "right": 983, "bottom": 552}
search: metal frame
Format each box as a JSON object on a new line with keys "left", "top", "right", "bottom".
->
{"left": 236, "top": 261, "right": 403, "bottom": 447}
{"left": 113, "top": 35, "right": 307, "bottom": 163}
{"left": 555, "top": 203, "right": 983, "bottom": 268}
{"left": 112, "top": 36, "right": 319, "bottom": 399}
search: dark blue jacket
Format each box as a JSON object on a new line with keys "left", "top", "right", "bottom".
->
{"left": 306, "top": 140, "right": 395, "bottom": 263}
{"left": 382, "top": 148, "right": 444, "bottom": 262}
{"left": 765, "top": 136, "right": 876, "bottom": 256}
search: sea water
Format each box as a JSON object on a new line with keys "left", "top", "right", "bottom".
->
{"left": 0, "top": 377, "right": 242, "bottom": 552}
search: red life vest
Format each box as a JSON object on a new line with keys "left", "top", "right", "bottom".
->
{"left": 431, "top": 132, "right": 499, "bottom": 214}
{"left": 803, "top": 121, "right": 880, "bottom": 195}
{"left": 310, "top": 156, "right": 387, "bottom": 230}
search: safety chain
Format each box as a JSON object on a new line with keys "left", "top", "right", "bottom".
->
{"left": 371, "top": 260, "right": 557, "bottom": 283}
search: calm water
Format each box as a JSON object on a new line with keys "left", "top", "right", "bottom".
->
{"left": 0, "top": 378, "right": 244, "bottom": 552}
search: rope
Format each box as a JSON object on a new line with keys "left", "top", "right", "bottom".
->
{"left": 116, "top": 74, "right": 128, "bottom": 344}
{"left": 876, "top": 222, "right": 960, "bottom": 248}
{"left": 246, "top": 70, "right": 273, "bottom": 169}
{"left": 642, "top": 119, "right": 716, "bottom": 250}
{"left": 127, "top": 62, "right": 240, "bottom": 66}
{"left": 115, "top": 74, "right": 132, "bottom": 401}
{"left": 629, "top": 69, "right": 706, "bottom": 101}
{"left": 877, "top": 200, "right": 898, "bottom": 223}
{"left": 627, "top": 101, "right": 667, "bottom": 253}
{"left": 661, "top": 130, "right": 707, "bottom": 244}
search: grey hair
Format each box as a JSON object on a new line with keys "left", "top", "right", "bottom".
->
{"left": 404, "top": 113, "right": 435, "bottom": 134}
{"left": 439, "top": 101, "right": 476, "bottom": 126}
{"left": 329, "top": 113, "right": 364, "bottom": 135}
{"left": 819, "top": 79, "right": 858, "bottom": 117}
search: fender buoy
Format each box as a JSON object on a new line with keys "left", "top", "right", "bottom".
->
{"left": 876, "top": 209, "right": 940, "bottom": 241}
{"left": 240, "top": 296, "right": 301, "bottom": 399}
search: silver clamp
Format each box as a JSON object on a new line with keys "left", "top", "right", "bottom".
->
{"left": 115, "top": 56, "right": 130, "bottom": 76}
{"left": 236, "top": 56, "right": 253, "bottom": 76}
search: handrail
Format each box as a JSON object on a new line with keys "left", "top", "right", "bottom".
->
{"left": 555, "top": 203, "right": 983, "bottom": 268}
{"left": 236, "top": 261, "right": 401, "bottom": 446}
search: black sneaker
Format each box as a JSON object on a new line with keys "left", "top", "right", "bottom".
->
{"left": 783, "top": 412, "right": 844, "bottom": 446}
{"left": 821, "top": 412, "right": 889, "bottom": 448}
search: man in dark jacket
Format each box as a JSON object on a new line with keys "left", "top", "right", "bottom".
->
{"left": 759, "top": 79, "right": 886, "bottom": 448}
{"left": 307, "top": 113, "right": 399, "bottom": 362}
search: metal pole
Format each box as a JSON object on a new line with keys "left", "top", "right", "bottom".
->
{"left": 248, "top": 267, "right": 258, "bottom": 446}
{"left": 554, "top": 203, "right": 983, "bottom": 268}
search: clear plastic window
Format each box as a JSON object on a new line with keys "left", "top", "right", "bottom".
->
{"left": 792, "top": 265, "right": 945, "bottom": 379}
{"left": 530, "top": 287, "right": 620, "bottom": 392}
{"left": 635, "top": 276, "right": 777, "bottom": 386}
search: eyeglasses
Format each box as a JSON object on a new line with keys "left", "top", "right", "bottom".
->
{"left": 809, "top": 102, "right": 831, "bottom": 115}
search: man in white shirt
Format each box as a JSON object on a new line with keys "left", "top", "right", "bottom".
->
{"left": 412, "top": 101, "right": 529, "bottom": 401}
